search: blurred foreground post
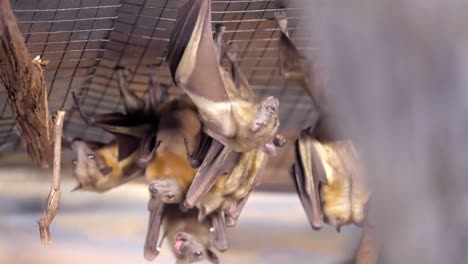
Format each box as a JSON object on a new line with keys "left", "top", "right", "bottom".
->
{"left": 297, "top": 0, "right": 468, "bottom": 263}
{"left": 38, "top": 111, "right": 66, "bottom": 245}
{"left": 0, "top": 0, "right": 53, "bottom": 168}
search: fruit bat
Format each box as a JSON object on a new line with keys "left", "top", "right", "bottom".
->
{"left": 292, "top": 125, "right": 370, "bottom": 232}
{"left": 67, "top": 137, "right": 144, "bottom": 192}
{"left": 72, "top": 65, "right": 168, "bottom": 163}
{"left": 145, "top": 97, "right": 202, "bottom": 204}
{"left": 167, "top": 0, "right": 282, "bottom": 153}
{"left": 144, "top": 204, "right": 223, "bottom": 264}
{"left": 274, "top": 10, "right": 321, "bottom": 107}
{"left": 169, "top": 206, "right": 221, "bottom": 264}
{"left": 140, "top": 95, "right": 229, "bottom": 254}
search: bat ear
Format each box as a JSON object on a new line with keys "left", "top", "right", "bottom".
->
{"left": 71, "top": 183, "right": 83, "bottom": 192}
{"left": 206, "top": 249, "right": 220, "bottom": 264}
{"left": 100, "top": 166, "right": 113, "bottom": 176}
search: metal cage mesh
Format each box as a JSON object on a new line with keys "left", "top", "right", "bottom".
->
{"left": 0, "top": 0, "right": 315, "bottom": 150}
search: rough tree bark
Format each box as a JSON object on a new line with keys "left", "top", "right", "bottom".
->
{"left": 0, "top": 0, "right": 53, "bottom": 168}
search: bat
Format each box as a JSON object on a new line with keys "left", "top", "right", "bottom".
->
{"left": 315, "top": 139, "right": 354, "bottom": 232}
{"left": 274, "top": 10, "right": 322, "bottom": 108}
{"left": 290, "top": 129, "right": 328, "bottom": 230}
{"left": 144, "top": 204, "right": 222, "bottom": 263}
{"left": 291, "top": 124, "right": 370, "bottom": 232}
{"left": 67, "top": 137, "right": 144, "bottom": 192}
{"left": 142, "top": 95, "right": 230, "bottom": 253}
{"left": 72, "top": 65, "right": 167, "bottom": 163}
{"left": 145, "top": 97, "right": 202, "bottom": 204}
{"left": 279, "top": 5, "right": 369, "bottom": 231}
{"left": 165, "top": 206, "right": 220, "bottom": 264}
{"left": 167, "top": 0, "right": 282, "bottom": 153}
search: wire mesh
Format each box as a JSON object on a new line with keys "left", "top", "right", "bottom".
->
{"left": 0, "top": 0, "right": 316, "bottom": 151}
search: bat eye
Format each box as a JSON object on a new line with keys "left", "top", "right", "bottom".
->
{"left": 266, "top": 105, "right": 276, "bottom": 113}
{"left": 193, "top": 251, "right": 203, "bottom": 258}
{"left": 166, "top": 194, "right": 175, "bottom": 200}
{"left": 72, "top": 160, "right": 77, "bottom": 166}
{"left": 87, "top": 154, "right": 95, "bottom": 160}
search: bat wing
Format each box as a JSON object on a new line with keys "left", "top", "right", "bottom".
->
{"left": 72, "top": 92, "right": 155, "bottom": 161}
{"left": 184, "top": 129, "right": 214, "bottom": 168}
{"left": 137, "top": 130, "right": 160, "bottom": 167}
{"left": 144, "top": 197, "right": 165, "bottom": 261}
{"left": 291, "top": 130, "right": 328, "bottom": 230}
{"left": 183, "top": 140, "right": 240, "bottom": 209}
{"left": 146, "top": 64, "right": 170, "bottom": 116}
{"left": 167, "top": 0, "right": 229, "bottom": 103}
{"left": 211, "top": 211, "right": 229, "bottom": 252}
{"left": 225, "top": 46, "right": 255, "bottom": 102}
{"left": 225, "top": 190, "right": 250, "bottom": 227}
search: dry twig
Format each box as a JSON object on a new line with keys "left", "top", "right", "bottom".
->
{"left": 37, "top": 111, "right": 66, "bottom": 245}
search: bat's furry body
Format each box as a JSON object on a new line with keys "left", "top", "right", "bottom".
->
{"left": 146, "top": 97, "right": 201, "bottom": 203}
{"left": 70, "top": 139, "right": 144, "bottom": 192}
{"left": 292, "top": 127, "right": 369, "bottom": 231}
{"left": 197, "top": 148, "right": 266, "bottom": 220}
{"left": 70, "top": 66, "right": 169, "bottom": 193}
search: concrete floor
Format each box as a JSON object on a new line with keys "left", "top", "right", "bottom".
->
{"left": 0, "top": 157, "right": 361, "bottom": 264}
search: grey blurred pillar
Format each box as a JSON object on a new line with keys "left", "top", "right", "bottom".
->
{"left": 294, "top": 0, "right": 468, "bottom": 263}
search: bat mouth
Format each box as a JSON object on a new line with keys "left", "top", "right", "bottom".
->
{"left": 174, "top": 234, "right": 187, "bottom": 256}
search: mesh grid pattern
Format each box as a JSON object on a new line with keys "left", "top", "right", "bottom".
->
{"left": 0, "top": 0, "right": 315, "bottom": 150}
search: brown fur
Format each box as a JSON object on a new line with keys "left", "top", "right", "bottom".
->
{"left": 71, "top": 141, "right": 143, "bottom": 192}
{"left": 163, "top": 207, "right": 219, "bottom": 264}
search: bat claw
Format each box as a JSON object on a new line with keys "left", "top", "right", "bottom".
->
{"left": 179, "top": 203, "right": 189, "bottom": 213}
{"left": 143, "top": 248, "right": 160, "bottom": 261}
{"left": 183, "top": 200, "right": 194, "bottom": 210}
{"left": 263, "top": 143, "right": 277, "bottom": 156}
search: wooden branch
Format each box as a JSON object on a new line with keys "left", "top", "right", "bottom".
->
{"left": 37, "top": 111, "right": 66, "bottom": 245}
{"left": 0, "top": 0, "right": 53, "bottom": 168}
{"left": 355, "top": 225, "right": 379, "bottom": 264}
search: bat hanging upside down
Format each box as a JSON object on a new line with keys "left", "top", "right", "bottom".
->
{"left": 68, "top": 65, "right": 169, "bottom": 192}
{"left": 274, "top": 10, "right": 323, "bottom": 107}
{"left": 72, "top": 65, "right": 168, "bottom": 166}
{"left": 167, "top": 0, "right": 285, "bottom": 154}
{"left": 145, "top": 204, "right": 221, "bottom": 264}
{"left": 140, "top": 95, "right": 231, "bottom": 259}
{"left": 65, "top": 136, "right": 144, "bottom": 192}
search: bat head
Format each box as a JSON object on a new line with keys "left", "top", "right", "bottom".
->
{"left": 173, "top": 232, "right": 219, "bottom": 264}
{"left": 251, "top": 96, "right": 280, "bottom": 134}
{"left": 148, "top": 178, "right": 183, "bottom": 203}
{"left": 71, "top": 140, "right": 113, "bottom": 192}
{"left": 323, "top": 213, "right": 350, "bottom": 233}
